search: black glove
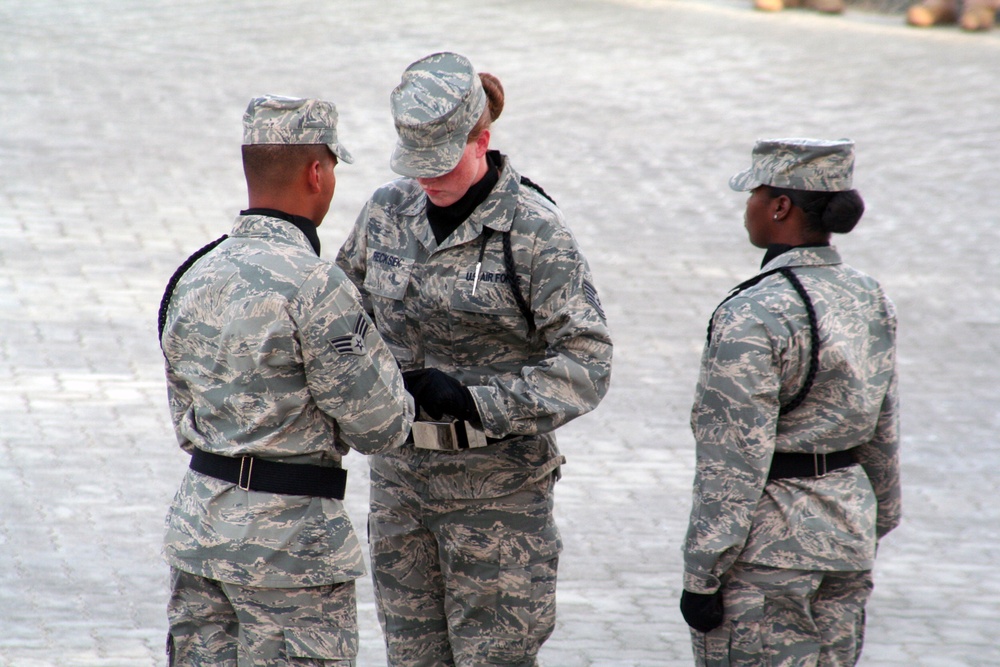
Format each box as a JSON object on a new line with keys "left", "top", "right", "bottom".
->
{"left": 680, "top": 589, "right": 724, "bottom": 633}
{"left": 402, "top": 368, "right": 479, "bottom": 422}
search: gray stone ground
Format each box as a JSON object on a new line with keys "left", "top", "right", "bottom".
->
{"left": 1, "top": 0, "right": 999, "bottom": 665}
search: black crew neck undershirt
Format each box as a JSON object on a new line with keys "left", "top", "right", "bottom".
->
{"left": 426, "top": 151, "right": 503, "bottom": 245}
{"left": 241, "top": 208, "right": 322, "bottom": 256}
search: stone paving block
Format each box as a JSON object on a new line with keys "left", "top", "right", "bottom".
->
{"left": 3, "top": 0, "right": 1000, "bottom": 665}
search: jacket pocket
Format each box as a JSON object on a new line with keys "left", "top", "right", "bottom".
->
{"left": 363, "top": 248, "right": 414, "bottom": 363}
{"left": 448, "top": 270, "right": 531, "bottom": 367}
{"left": 363, "top": 249, "right": 413, "bottom": 301}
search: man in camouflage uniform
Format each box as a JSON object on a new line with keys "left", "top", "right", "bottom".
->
{"left": 335, "top": 52, "right": 613, "bottom": 667}
{"left": 160, "top": 95, "right": 413, "bottom": 666}
{"left": 680, "top": 139, "right": 901, "bottom": 666}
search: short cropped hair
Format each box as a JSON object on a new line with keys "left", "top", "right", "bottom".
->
{"left": 242, "top": 144, "right": 334, "bottom": 191}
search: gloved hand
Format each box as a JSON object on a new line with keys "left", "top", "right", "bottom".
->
{"left": 680, "top": 589, "right": 724, "bottom": 633}
{"left": 402, "top": 368, "right": 479, "bottom": 423}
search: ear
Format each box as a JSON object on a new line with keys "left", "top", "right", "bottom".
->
{"left": 302, "top": 160, "right": 323, "bottom": 193}
{"left": 473, "top": 129, "right": 491, "bottom": 158}
{"left": 772, "top": 194, "right": 792, "bottom": 222}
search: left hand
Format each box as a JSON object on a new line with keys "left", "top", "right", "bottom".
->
{"left": 402, "top": 368, "right": 479, "bottom": 422}
{"left": 680, "top": 589, "right": 724, "bottom": 633}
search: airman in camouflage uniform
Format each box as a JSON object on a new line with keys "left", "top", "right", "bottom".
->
{"left": 680, "top": 139, "right": 901, "bottom": 666}
{"left": 161, "top": 95, "right": 413, "bottom": 666}
{"left": 335, "top": 52, "right": 613, "bottom": 667}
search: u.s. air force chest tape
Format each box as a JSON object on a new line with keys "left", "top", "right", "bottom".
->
{"left": 411, "top": 419, "right": 489, "bottom": 451}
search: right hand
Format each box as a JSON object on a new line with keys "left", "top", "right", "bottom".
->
{"left": 402, "top": 368, "right": 478, "bottom": 422}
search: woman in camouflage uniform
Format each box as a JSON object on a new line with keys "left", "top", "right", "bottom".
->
{"left": 336, "top": 52, "right": 612, "bottom": 667}
{"left": 680, "top": 139, "right": 901, "bottom": 666}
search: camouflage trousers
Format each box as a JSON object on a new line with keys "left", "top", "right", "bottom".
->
{"left": 167, "top": 568, "right": 358, "bottom": 666}
{"left": 368, "top": 467, "right": 561, "bottom": 667}
{"left": 691, "top": 563, "right": 874, "bottom": 667}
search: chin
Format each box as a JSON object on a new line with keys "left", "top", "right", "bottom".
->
{"left": 427, "top": 194, "right": 457, "bottom": 207}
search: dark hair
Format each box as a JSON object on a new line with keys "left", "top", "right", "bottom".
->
{"left": 242, "top": 144, "right": 333, "bottom": 190}
{"left": 766, "top": 186, "right": 865, "bottom": 235}
{"left": 468, "top": 72, "right": 504, "bottom": 142}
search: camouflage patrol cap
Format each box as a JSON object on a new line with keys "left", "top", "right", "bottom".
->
{"left": 729, "top": 138, "right": 854, "bottom": 192}
{"left": 389, "top": 52, "right": 487, "bottom": 178}
{"left": 242, "top": 95, "right": 354, "bottom": 164}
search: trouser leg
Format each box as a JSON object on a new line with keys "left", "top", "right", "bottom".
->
{"left": 369, "top": 468, "right": 561, "bottom": 667}
{"left": 690, "top": 564, "right": 874, "bottom": 667}
{"left": 435, "top": 476, "right": 561, "bottom": 667}
{"left": 812, "top": 570, "right": 873, "bottom": 667}
{"left": 220, "top": 579, "right": 358, "bottom": 667}
{"left": 692, "top": 563, "right": 822, "bottom": 667}
{"left": 369, "top": 473, "right": 454, "bottom": 667}
{"left": 167, "top": 568, "right": 239, "bottom": 667}
{"left": 167, "top": 567, "right": 358, "bottom": 666}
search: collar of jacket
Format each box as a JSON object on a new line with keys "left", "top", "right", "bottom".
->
{"left": 395, "top": 151, "right": 522, "bottom": 254}
{"left": 760, "top": 244, "right": 842, "bottom": 273}
{"left": 232, "top": 210, "right": 322, "bottom": 256}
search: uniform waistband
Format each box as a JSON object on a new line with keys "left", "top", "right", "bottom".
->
{"left": 189, "top": 448, "right": 346, "bottom": 499}
{"left": 768, "top": 448, "right": 859, "bottom": 481}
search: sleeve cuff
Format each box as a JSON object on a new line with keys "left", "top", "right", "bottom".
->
{"left": 467, "top": 385, "right": 511, "bottom": 439}
{"left": 683, "top": 568, "right": 721, "bottom": 595}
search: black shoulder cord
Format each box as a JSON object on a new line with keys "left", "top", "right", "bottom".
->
{"left": 157, "top": 235, "right": 229, "bottom": 344}
{"left": 480, "top": 175, "right": 556, "bottom": 336}
{"left": 706, "top": 268, "right": 820, "bottom": 415}
{"left": 520, "top": 175, "right": 556, "bottom": 206}
{"left": 501, "top": 231, "right": 535, "bottom": 334}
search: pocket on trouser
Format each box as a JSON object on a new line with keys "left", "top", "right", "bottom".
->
{"left": 727, "top": 613, "right": 769, "bottom": 667}
{"left": 282, "top": 625, "right": 357, "bottom": 665}
{"left": 445, "top": 522, "right": 561, "bottom": 666}
{"left": 225, "top": 581, "right": 358, "bottom": 666}
{"left": 690, "top": 589, "right": 767, "bottom": 667}
{"left": 167, "top": 569, "right": 239, "bottom": 666}
{"left": 282, "top": 581, "right": 359, "bottom": 665}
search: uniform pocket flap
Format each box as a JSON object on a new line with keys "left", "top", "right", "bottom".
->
{"left": 283, "top": 625, "right": 357, "bottom": 661}
{"left": 363, "top": 249, "right": 413, "bottom": 300}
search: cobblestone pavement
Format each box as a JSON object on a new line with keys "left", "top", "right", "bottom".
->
{"left": 2, "top": 0, "right": 999, "bottom": 665}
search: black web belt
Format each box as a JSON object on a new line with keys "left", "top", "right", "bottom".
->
{"left": 189, "top": 449, "right": 347, "bottom": 499}
{"left": 768, "top": 448, "right": 858, "bottom": 481}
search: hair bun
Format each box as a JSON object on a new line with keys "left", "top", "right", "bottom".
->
{"left": 822, "top": 190, "right": 865, "bottom": 234}
{"left": 479, "top": 73, "right": 505, "bottom": 122}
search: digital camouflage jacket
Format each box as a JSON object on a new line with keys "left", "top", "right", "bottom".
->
{"left": 684, "top": 246, "right": 900, "bottom": 594}
{"left": 335, "top": 154, "right": 613, "bottom": 500}
{"left": 161, "top": 214, "right": 413, "bottom": 587}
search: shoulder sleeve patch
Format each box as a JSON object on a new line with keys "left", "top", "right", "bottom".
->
{"left": 583, "top": 280, "right": 605, "bottom": 320}
{"left": 330, "top": 314, "right": 370, "bottom": 356}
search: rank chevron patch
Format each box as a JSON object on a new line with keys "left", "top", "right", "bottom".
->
{"left": 583, "top": 280, "right": 605, "bottom": 320}
{"left": 331, "top": 314, "right": 369, "bottom": 356}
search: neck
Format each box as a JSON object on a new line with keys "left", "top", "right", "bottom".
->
{"left": 248, "top": 192, "right": 320, "bottom": 225}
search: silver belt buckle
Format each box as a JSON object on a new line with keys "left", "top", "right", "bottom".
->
{"left": 411, "top": 420, "right": 488, "bottom": 451}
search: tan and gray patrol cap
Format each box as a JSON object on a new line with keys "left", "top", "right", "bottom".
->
{"left": 389, "top": 52, "right": 487, "bottom": 178}
{"left": 729, "top": 138, "right": 854, "bottom": 192}
{"left": 242, "top": 95, "right": 354, "bottom": 164}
